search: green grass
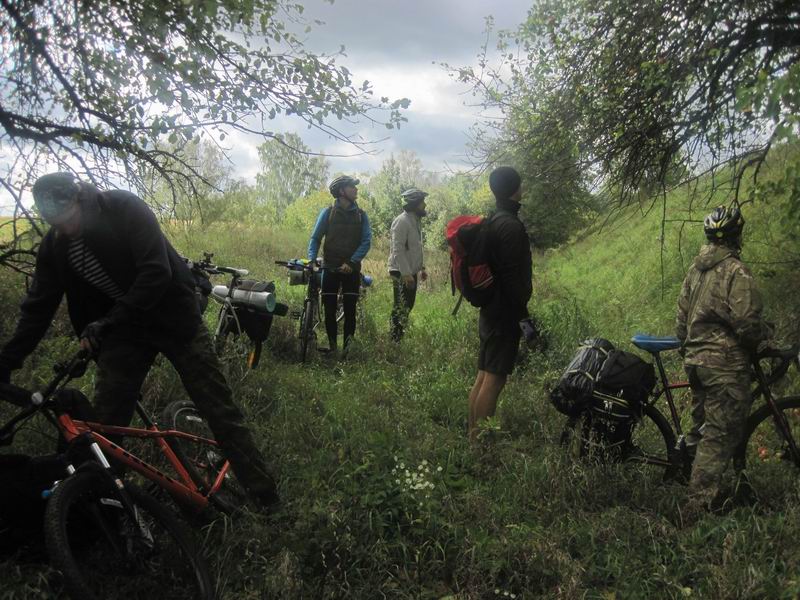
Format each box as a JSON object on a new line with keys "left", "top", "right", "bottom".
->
{"left": 1, "top": 185, "right": 799, "bottom": 598}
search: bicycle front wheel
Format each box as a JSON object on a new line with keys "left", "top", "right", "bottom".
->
{"left": 733, "top": 395, "right": 800, "bottom": 502}
{"left": 45, "top": 470, "right": 214, "bottom": 600}
{"left": 299, "top": 298, "right": 317, "bottom": 363}
{"left": 214, "top": 307, "right": 235, "bottom": 355}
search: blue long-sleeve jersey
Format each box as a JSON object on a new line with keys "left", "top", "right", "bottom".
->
{"left": 307, "top": 202, "right": 372, "bottom": 264}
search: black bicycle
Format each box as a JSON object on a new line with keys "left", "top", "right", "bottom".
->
{"left": 276, "top": 259, "right": 320, "bottom": 363}
{"left": 188, "top": 252, "right": 287, "bottom": 369}
{"left": 561, "top": 334, "right": 800, "bottom": 498}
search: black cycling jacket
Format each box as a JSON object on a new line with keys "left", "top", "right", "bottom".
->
{"left": 0, "top": 185, "right": 200, "bottom": 371}
{"left": 482, "top": 206, "right": 533, "bottom": 324}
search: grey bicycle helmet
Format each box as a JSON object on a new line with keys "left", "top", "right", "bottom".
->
{"left": 704, "top": 205, "right": 744, "bottom": 242}
{"left": 328, "top": 175, "right": 359, "bottom": 197}
{"left": 401, "top": 187, "right": 428, "bottom": 210}
{"left": 32, "top": 172, "right": 81, "bottom": 221}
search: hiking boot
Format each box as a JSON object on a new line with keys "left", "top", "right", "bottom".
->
{"left": 341, "top": 337, "right": 354, "bottom": 359}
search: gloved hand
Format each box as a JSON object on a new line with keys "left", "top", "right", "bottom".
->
{"left": 80, "top": 318, "right": 112, "bottom": 353}
{"left": 519, "top": 318, "right": 540, "bottom": 343}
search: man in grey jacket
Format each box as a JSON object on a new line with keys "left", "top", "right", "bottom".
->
{"left": 388, "top": 188, "right": 428, "bottom": 341}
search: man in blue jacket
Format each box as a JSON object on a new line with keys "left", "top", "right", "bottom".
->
{"left": 0, "top": 173, "right": 279, "bottom": 510}
{"left": 308, "top": 175, "right": 372, "bottom": 355}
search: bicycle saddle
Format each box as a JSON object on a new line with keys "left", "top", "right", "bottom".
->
{"left": 631, "top": 334, "right": 682, "bottom": 353}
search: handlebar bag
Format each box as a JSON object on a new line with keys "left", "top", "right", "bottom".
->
{"left": 231, "top": 306, "right": 273, "bottom": 342}
{"left": 229, "top": 279, "right": 274, "bottom": 342}
{"left": 549, "top": 338, "right": 615, "bottom": 416}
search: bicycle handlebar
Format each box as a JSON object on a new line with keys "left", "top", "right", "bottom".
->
{"left": 756, "top": 344, "right": 800, "bottom": 386}
{"left": 0, "top": 349, "right": 89, "bottom": 445}
{"left": 0, "top": 349, "right": 89, "bottom": 410}
{"left": 275, "top": 259, "right": 316, "bottom": 271}
{"left": 186, "top": 254, "right": 249, "bottom": 278}
{"left": 756, "top": 344, "right": 800, "bottom": 360}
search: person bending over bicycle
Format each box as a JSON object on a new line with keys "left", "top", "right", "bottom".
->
{"left": 676, "top": 204, "right": 775, "bottom": 512}
{"left": 0, "top": 173, "right": 279, "bottom": 511}
{"left": 307, "top": 175, "right": 372, "bottom": 355}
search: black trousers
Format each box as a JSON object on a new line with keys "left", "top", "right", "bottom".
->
{"left": 93, "top": 323, "right": 278, "bottom": 504}
{"left": 390, "top": 271, "right": 417, "bottom": 341}
{"left": 320, "top": 269, "right": 360, "bottom": 348}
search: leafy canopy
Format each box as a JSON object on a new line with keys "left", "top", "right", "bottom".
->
{"left": 457, "top": 0, "right": 800, "bottom": 212}
{"left": 0, "top": 0, "right": 409, "bottom": 269}
{"left": 256, "top": 133, "right": 329, "bottom": 217}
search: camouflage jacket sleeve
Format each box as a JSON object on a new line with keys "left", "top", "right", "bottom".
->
{"left": 727, "top": 263, "right": 771, "bottom": 352}
{"left": 675, "top": 272, "right": 692, "bottom": 344}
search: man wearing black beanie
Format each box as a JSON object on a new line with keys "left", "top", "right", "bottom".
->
{"left": 468, "top": 166, "right": 533, "bottom": 442}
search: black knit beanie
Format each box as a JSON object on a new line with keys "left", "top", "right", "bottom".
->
{"left": 489, "top": 166, "right": 521, "bottom": 201}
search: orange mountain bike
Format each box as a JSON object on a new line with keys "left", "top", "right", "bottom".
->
{"left": 0, "top": 349, "right": 245, "bottom": 599}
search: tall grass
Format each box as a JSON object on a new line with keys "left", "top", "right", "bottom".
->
{"left": 1, "top": 185, "right": 799, "bottom": 598}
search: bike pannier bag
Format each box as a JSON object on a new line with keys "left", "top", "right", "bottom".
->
{"left": 549, "top": 338, "right": 615, "bottom": 416}
{"left": 595, "top": 350, "right": 656, "bottom": 407}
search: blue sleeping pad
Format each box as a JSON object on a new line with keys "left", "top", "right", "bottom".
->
{"left": 631, "top": 334, "right": 682, "bottom": 354}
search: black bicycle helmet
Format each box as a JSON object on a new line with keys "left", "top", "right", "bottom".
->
{"left": 328, "top": 175, "right": 359, "bottom": 198}
{"left": 704, "top": 205, "right": 744, "bottom": 241}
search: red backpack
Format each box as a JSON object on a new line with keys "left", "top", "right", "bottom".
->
{"left": 445, "top": 215, "right": 496, "bottom": 314}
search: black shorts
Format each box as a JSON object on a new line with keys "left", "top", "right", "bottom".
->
{"left": 478, "top": 311, "right": 521, "bottom": 376}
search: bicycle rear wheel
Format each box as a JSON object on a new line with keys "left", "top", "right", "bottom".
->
{"left": 732, "top": 395, "right": 800, "bottom": 502}
{"left": 561, "top": 404, "right": 677, "bottom": 475}
{"left": 44, "top": 469, "right": 213, "bottom": 600}
{"left": 160, "top": 400, "right": 247, "bottom": 514}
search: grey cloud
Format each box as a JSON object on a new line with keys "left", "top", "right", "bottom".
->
{"left": 292, "top": 0, "right": 529, "bottom": 67}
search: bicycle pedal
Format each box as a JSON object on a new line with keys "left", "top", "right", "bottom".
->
{"left": 290, "top": 311, "right": 302, "bottom": 319}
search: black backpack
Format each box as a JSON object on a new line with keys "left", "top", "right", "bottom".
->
{"left": 549, "top": 338, "right": 615, "bottom": 416}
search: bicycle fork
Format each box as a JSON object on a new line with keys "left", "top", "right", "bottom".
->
{"left": 754, "top": 361, "right": 800, "bottom": 468}
{"left": 56, "top": 433, "right": 153, "bottom": 554}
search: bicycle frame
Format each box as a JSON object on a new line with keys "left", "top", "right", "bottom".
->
{"left": 212, "top": 270, "right": 247, "bottom": 340}
{"left": 646, "top": 350, "right": 691, "bottom": 440}
{"left": 56, "top": 405, "right": 232, "bottom": 513}
{"left": 640, "top": 341, "right": 800, "bottom": 471}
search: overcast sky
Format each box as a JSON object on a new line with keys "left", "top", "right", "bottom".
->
{"left": 226, "top": 0, "right": 532, "bottom": 181}
{"left": 0, "top": 1, "right": 532, "bottom": 211}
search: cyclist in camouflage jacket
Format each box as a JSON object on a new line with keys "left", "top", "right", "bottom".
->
{"left": 675, "top": 205, "right": 772, "bottom": 511}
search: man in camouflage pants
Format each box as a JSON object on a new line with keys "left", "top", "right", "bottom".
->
{"left": 676, "top": 205, "right": 772, "bottom": 511}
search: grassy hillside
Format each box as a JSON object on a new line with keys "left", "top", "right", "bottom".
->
{"left": 1, "top": 185, "right": 799, "bottom": 598}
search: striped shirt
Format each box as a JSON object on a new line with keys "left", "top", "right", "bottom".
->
{"left": 67, "top": 238, "right": 125, "bottom": 299}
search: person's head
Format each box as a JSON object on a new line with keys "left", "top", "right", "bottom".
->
{"left": 401, "top": 187, "right": 428, "bottom": 216}
{"left": 704, "top": 204, "right": 745, "bottom": 249}
{"left": 489, "top": 166, "right": 522, "bottom": 203}
{"left": 328, "top": 175, "right": 359, "bottom": 203}
{"left": 32, "top": 172, "right": 83, "bottom": 237}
